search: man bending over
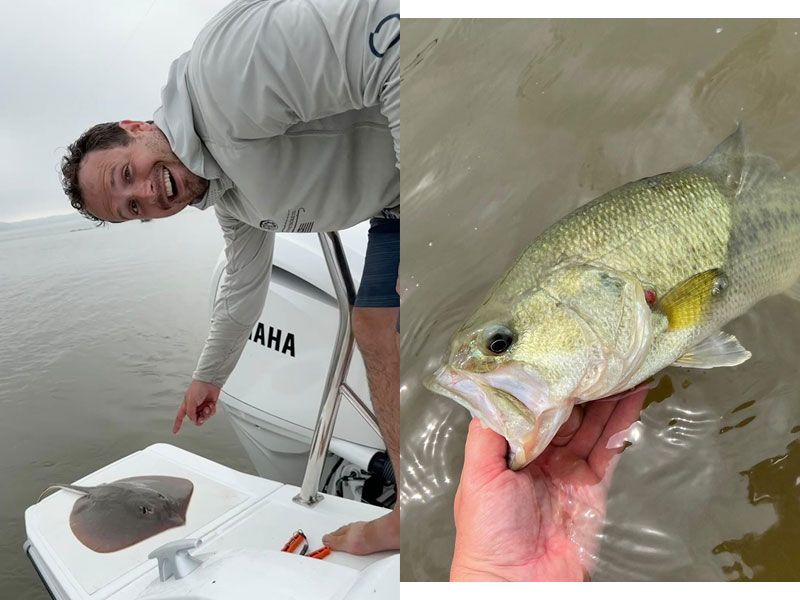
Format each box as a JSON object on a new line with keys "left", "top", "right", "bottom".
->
{"left": 59, "top": 0, "right": 400, "bottom": 555}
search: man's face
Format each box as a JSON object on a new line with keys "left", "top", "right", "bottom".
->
{"left": 78, "top": 121, "right": 208, "bottom": 222}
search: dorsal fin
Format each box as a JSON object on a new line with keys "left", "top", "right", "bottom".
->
{"left": 699, "top": 124, "right": 746, "bottom": 196}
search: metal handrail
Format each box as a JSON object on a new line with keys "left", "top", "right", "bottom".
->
{"left": 341, "top": 383, "right": 381, "bottom": 439}
{"left": 293, "top": 231, "right": 373, "bottom": 506}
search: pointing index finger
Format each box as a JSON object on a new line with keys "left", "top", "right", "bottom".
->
{"left": 173, "top": 405, "right": 187, "bottom": 434}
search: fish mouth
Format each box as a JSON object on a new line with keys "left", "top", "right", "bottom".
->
{"left": 425, "top": 364, "right": 572, "bottom": 469}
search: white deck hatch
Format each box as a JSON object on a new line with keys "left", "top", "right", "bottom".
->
{"left": 25, "top": 443, "right": 396, "bottom": 600}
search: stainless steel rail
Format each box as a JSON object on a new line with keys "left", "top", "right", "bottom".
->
{"left": 293, "top": 231, "right": 374, "bottom": 506}
{"left": 341, "top": 382, "right": 381, "bottom": 439}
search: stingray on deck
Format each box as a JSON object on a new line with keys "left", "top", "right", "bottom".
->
{"left": 39, "top": 475, "right": 194, "bottom": 553}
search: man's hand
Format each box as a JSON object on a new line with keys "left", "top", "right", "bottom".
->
{"left": 173, "top": 380, "right": 222, "bottom": 433}
{"left": 450, "top": 388, "right": 648, "bottom": 582}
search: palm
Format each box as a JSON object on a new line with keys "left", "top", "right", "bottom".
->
{"left": 451, "top": 389, "right": 647, "bottom": 581}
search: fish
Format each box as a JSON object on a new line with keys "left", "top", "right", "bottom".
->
{"left": 38, "top": 475, "right": 194, "bottom": 552}
{"left": 425, "top": 127, "right": 800, "bottom": 470}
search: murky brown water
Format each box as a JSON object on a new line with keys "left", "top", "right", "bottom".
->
{"left": 399, "top": 19, "right": 800, "bottom": 581}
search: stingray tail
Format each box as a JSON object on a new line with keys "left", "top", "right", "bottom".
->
{"left": 37, "top": 484, "right": 93, "bottom": 503}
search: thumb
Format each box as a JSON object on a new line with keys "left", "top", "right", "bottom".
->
{"left": 461, "top": 418, "right": 509, "bottom": 484}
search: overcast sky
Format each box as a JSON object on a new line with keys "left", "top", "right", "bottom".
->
{"left": 0, "top": 0, "right": 233, "bottom": 222}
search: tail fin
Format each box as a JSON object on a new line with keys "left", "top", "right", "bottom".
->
{"left": 37, "top": 484, "right": 92, "bottom": 503}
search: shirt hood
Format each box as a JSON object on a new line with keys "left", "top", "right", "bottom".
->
{"left": 153, "top": 51, "right": 224, "bottom": 209}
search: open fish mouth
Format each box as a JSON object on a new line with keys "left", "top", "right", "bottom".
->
{"left": 425, "top": 364, "right": 571, "bottom": 469}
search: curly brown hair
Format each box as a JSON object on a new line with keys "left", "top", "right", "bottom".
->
{"left": 60, "top": 122, "right": 133, "bottom": 223}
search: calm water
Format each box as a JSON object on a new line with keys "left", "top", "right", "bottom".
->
{"left": 400, "top": 19, "right": 800, "bottom": 581}
{"left": 0, "top": 210, "right": 256, "bottom": 599}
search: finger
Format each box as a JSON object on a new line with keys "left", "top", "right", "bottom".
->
{"left": 462, "top": 418, "right": 509, "bottom": 485}
{"left": 572, "top": 382, "right": 650, "bottom": 454}
{"left": 186, "top": 399, "right": 198, "bottom": 425}
{"left": 592, "top": 380, "right": 651, "bottom": 403}
{"left": 565, "top": 399, "right": 618, "bottom": 459}
{"left": 550, "top": 404, "right": 584, "bottom": 447}
{"left": 173, "top": 405, "right": 187, "bottom": 434}
{"left": 197, "top": 401, "right": 215, "bottom": 425}
{"left": 588, "top": 388, "right": 648, "bottom": 479}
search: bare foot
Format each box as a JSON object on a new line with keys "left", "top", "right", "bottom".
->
{"left": 322, "top": 507, "right": 399, "bottom": 555}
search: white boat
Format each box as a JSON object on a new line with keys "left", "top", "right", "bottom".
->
{"left": 24, "top": 226, "right": 398, "bottom": 599}
{"left": 211, "top": 222, "right": 394, "bottom": 504}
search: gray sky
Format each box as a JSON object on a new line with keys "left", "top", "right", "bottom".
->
{"left": 0, "top": 0, "right": 233, "bottom": 222}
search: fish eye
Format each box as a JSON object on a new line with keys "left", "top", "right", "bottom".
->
{"left": 139, "top": 504, "right": 154, "bottom": 515}
{"left": 485, "top": 326, "right": 514, "bottom": 355}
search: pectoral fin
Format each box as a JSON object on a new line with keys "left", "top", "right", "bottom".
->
{"left": 672, "top": 331, "right": 751, "bottom": 369}
{"left": 653, "top": 268, "right": 728, "bottom": 331}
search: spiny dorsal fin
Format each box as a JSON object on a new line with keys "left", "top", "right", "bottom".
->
{"left": 699, "top": 125, "right": 746, "bottom": 196}
{"left": 672, "top": 331, "right": 751, "bottom": 369}
{"left": 653, "top": 268, "right": 728, "bottom": 331}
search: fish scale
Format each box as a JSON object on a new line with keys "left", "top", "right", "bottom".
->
{"left": 503, "top": 172, "right": 730, "bottom": 305}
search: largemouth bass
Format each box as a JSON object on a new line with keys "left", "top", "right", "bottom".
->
{"left": 425, "top": 127, "right": 800, "bottom": 470}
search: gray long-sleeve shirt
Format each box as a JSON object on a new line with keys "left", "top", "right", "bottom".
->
{"left": 153, "top": 0, "right": 399, "bottom": 386}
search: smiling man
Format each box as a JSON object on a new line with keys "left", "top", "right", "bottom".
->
{"left": 71, "top": 121, "right": 208, "bottom": 222}
{"left": 59, "top": 0, "right": 399, "bottom": 555}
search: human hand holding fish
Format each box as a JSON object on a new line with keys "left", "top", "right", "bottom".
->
{"left": 173, "top": 380, "right": 220, "bottom": 433}
{"left": 450, "top": 387, "right": 647, "bottom": 582}
{"left": 426, "top": 126, "right": 800, "bottom": 470}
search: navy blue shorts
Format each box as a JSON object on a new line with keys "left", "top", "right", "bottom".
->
{"left": 354, "top": 218, "right": 400, "bottom": 308}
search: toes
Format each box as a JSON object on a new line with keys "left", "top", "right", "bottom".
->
{"left": 323, "top": 525, "right": 350, "bottom": 549}
{"left": 321, "top": 513, "right": 400, "bottom": 555}
{"left": 324, "top": 522, "right": 368, "bottom": 553}
{"left": 323, "top": 523, "right": 352, "bottom": 546}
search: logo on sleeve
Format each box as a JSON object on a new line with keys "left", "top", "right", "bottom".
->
{"left": 369, "top": 13, "right": 400, "bottom": 58}
{"left": 259, "top": 219, "right": 278, "bottom": 231}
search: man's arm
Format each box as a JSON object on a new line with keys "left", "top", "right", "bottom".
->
{"left": 194, "top": 209, "right": 275, "bottom": 386}
{"left": 191, "top": 0, "right": 400, "bottom": 165}
{"left": 174, "top": 208, "right": 275, "bottom": 432}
